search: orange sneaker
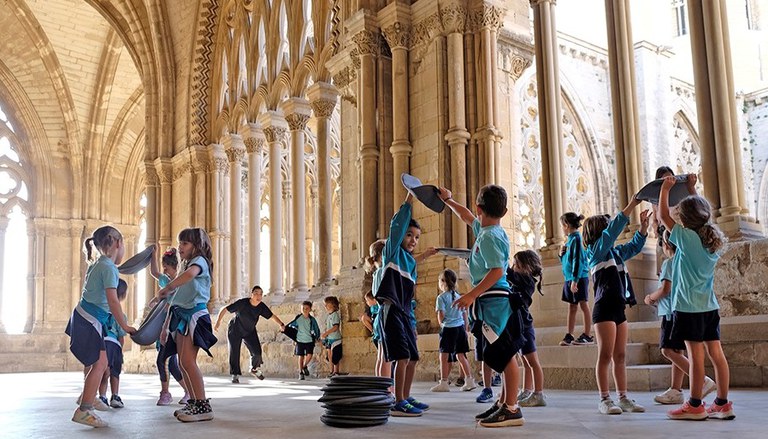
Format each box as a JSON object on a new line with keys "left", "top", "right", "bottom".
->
{"left": 667, "top": 401, "right": 708, "bottom": 420}
{"left": 706, "top": 401, "right": 735, "bottom": 420}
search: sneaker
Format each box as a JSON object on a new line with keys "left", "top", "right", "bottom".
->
{"left": 574, "top": 333, "right": 595, "bottom": 345}
{"left": 302, "top": 366, "right": 310, "bottom": 376}
{"left": 517, "top": 389, "right": 532, "bottom": 403}
{"left": 231, "top": 374, "right": 240, "bottom": 384}
{"left": 475, "top": 401, "right": 500, "bottom": 420}
{"left": 406, "top": 396, "right": 429, "bottom": 411}
{"left": 177, "top": 398, "right": 214, "bottom": 422}
{"left": 326, "top": 373, "right": 336, "bottom": 379}
{"left": 618, "top": 396, "right": 645, "bottom": 413}
{"left": 476, "top": 387, "right": 494, "bottom": 403}
{"left": 300, "top": 372, "right": 306, "bottom": 380}
{"left": 559, "top": 333, "right": 575, "bottom": 346}
{"left": 157, "top": 391, "right": 173, "bottom": 406}
{"left": 491, "top": 374, "right": 502, "bottom": 387}
{"left": 461, "top": 377, "right": 478, "bottom": 392}
{"left": 71, "top": 408, "right": 108, "bottom": 428}
{"left": 702, "top": 376, "right": 717, "bottom": 398}
{"left": 706, "top": 401, "right": 735, "bottom": 420}
{"left": 598, "top": 398, "right": 623, "bottom": 415}
{"left": 110, "top": 395, "right": 124, "bottom": 408}
{"left": 178, "top": 393, "right": 190, "bottom": 405}
{"left": 174, "top": 400, "right": 192, "bottom": 418}
{"left": 94, "top": 396, "right": 110, "bottom": 411}
{"left": 391, "top": 399, "right": 423, "bottom": 417}
{"left": 478, "top": 403, "right": 525, "bottom": 428}
{"left": 455, "top": 377, "right": 465, "bottom": 387}
{"left": 430, "top": 380, "right": 450, "bottom": 392}
{"left": 520, "top": 392, "right": 547, "bottom": 407}
{"left": 654, "top": 388, "right": 684, "bottom": 405}
{"left": 668, "top": 401, "right": 708, "bottom": 420}
{"left": 251, "top": 367, "right": 265, "bottom": 380}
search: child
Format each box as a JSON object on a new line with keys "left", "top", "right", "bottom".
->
{"left": 321, "top": 296, "right": 343, "bottom": 377}
{"left": 645, "top": 230, "right": 716, "bottom": 405}
{"left": 149, "top": 246, "right": 190, "bottom": 405}
{"left": 431, "top": 269, "right": 476, "bottom": 393}
{"left": 287, "top": 301, "right": 320, "bottom": 380}
{"left": 583, "top": 198, "right": 651, "bottom": 415}
{"left": 66, "top": 226, "right": 136, "bottom": 428}
{"left": 103, "top": 279, "right": 129, "bottom": 408}
{"left": 440, "top": 184, "right": 524, "bottom": 428}
{"left": 360, "top": 291, "right": 383, "bottom": 373}
{"left": 558, "top": 212, "right": 593, "bottom": 346}
{"left": 658, "top": 175, "right": 734, "bottom": 420}
{"left": 157, "top": 228, "right": 218, "bottom": 422}
{"left": 373, "top": 193, "right": 437, "bottom": 417}
{"left": 215, "top": 285, "right": 285, "bottom": 383}
{"left": 366, "top": 239, "right": 392, "bottom": 379}
{"left": 509, "top": 250, "right": 547, "bottom": 407}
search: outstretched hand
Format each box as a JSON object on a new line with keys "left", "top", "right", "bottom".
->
{"left": 452, "top": 293, "right": 475, "bottom": 310}
{"left": 438, "top": 187, "right": 452, "bottom": 202}
{"left": 686, "top": 173, "right": 698, "bottom": 193}
{"left": 639, "top": 209, "right": 652, "bottom": 234}
{"left": 124, "top": 326, "right": 137, "bottom": 335}
{"left": 661, "top": 175, "right": 676, "bottom": 191}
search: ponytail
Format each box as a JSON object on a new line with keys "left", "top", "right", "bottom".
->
{"left": 83, "top": 237, "right": 97, "bottom": 263}
{"left": 697, "top": 224, "right": 725, "bottom": 253}
{"left": 677, "top": 195, "right": 725, "bottom": 254}
{"left": 83, "top": 226, "right": 122, "bottom": 264}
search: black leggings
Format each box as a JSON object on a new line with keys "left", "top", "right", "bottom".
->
{"left": 228, "top": 325, "right": 263, "bottom": 375}
{"left": 156, "top": 343, "right": 183, "bottom": 382}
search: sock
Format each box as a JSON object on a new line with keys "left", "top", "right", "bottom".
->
{"left": 618, "top": 391, "right": 627, "bottom": 399}
{"left": 689, "top": 398, "right": 702, "bottom": 407}
{"left": 79, "top": 403, "right": 94, "bottom": 411}
{"left": 672, "top": 388, "right": 682, "bottom": 392}
{"left": 600, "top": 393, "right": 610, "bottom": 400}
{"left": 714, "top": 397, "right": 728, "bottom": 406}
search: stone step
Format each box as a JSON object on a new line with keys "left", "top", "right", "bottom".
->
{"left": 543, "top": 364, "right": 672, "bottom": 391}
{"left": 0, "top": 333, "right": 70, "bottom": 353}
{"left": 0, "top": 352, "right": 82, "bottom": 373}
{"left": 536, "top": 342, "right": 650, "bottom": 368}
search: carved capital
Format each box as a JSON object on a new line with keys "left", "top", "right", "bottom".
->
{"left": 440, "top": 5, "right": 468, "bottom": 34}
{"left": 144, "top": 161, "right": 160, "bottom": 186}
{"left": 244, "top": 136, "right": 265, "bottom": 154}
{"left": 212, "top": 156, "right": 230, "bottom": 174}
{"left": 310, "top": 99, "right": 337, "bottom": 118}
{"left": 156, "top": 159, "right": 174, "bottom": 185}
{"left": 383, "top": 22, "right": 411, "bottom": 49}
{"left": 471, "top": 5, "right": 505, "bottom": 31}
{"left": 263, "top": 126, "right": 287, "bottom": 143}
{"left": 352, "top": 30, "right": 380, "bottom": 56}
{"left": 225, "top": 147, "right": 246, "bottom": 164}
{"left": 285, "top": 113, "right": 311, "bottom": 131}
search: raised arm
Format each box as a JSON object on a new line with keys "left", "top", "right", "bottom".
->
{"left": 149, "top": 244, "right": 161, "bottom": 280}
{"left": 383, "top": 196, "right": 414, "bottom": 260}
{"left": 686, "top": 173, "right": 698, "bottom": 196}
{"left": 439, "top": 187, "right": 476, "bottom": 226}
{"left": 415, "top": 247, "right": 439, "bottom": 263}
{"left": 658, "top": 176, "right": 676, "bottom": 230}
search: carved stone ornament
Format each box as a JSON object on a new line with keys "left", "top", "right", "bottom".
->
{"left": 440, "top": 5, "right": 467, "bottom": 34}
{"left": 383, "top": 22, "right": 411, "bottom": 49}
{"left": 144, "top": 163, "right": 160, "bottom": 186}
{"left": 173, "top": 162, "right": 191, "bottom": 181}
{"left": 225, "top": 147, "right": 246, "bottom": 164}
{"left": 471, "top": 5, "right": 505, "bottom": 31}
{"left": 212, "top": 157, "right": 230, "bottom": 174}
{"left": 244, "top": 136, "right": 265, "bottom": 154}
{"left": 285, "top": 113, "right": 311, "bottom": 131}
{"left": 352, "top": 30, "right": 380, "bottom": 56}
{"left": 263, "top": 126, "right": 287, "bottom": 143}
{"left": 311, "top": 99, "right": 337, "bottom": 118}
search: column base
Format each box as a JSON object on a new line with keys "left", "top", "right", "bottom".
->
{"left": 290, "top": 286, "right": 310, "bottom": 301}
{"left": 269, "top": 291, "right": 286, "bottom": 306}
{"left": 716, "top": 214, "right": 764, "bottom": 241}
{"left": 539, "top": 243, "right": 565, "bottom": 264}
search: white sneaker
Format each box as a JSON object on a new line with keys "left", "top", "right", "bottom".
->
{"left": 654, "top": 388, "right": 684, "bottom": 405}
{"left": 430, "top": 380, "right": 450, "bottom": 392}
{"left": 598, "top": 398, "right": 623, "bottom": 415}
{"left": 618, "top": 396, "right": 646, "bottom": 413}
{"left": 520, "top": 392, "right": 547, "bottom": 407}
{"left": 71, "top": 408, "right": 108, "bottom": 428}
{"left": 94, "top": 396, "right": 110, "bottom": 411}
{"left": 461, "top": 377, "right": 478, "bottom": 392}
{"left": 702, "top": 376, "right": 717, "bottom": 398}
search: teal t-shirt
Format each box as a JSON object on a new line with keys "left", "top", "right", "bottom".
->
{"left": 170, "top": 255, "right": 211, "bottom": 309}
{"left": 106, "top": 312, "right": 128, "bottom": 341}
{"left": 436, "top": 291, "right": 465, "bottom": 328}
{"left": 158, "top": 273, "right": 171, "bottom": 289}
{"left": 469, "top": 219, "right": 510, "bottom": 290}
{"left": 669, "top": 224, "right": 719, "bottom": 313}
{"left": 295, "top": 315, "right": 314, "bottom": 343}
{"left": 81, "top": 256, "right": 119, "bottom": 313}
{"left": 325, "top": 310, "right": 341, "bottom": 340}
{"left": 657, "top": 259, "right": 673, "bottom": 318}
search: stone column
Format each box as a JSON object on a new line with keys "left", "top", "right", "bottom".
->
{"left": 245, "top": 125, "right": 265, "bottom": 290}
{"left": 687, "top": 0, "right": 761, "bottom": 238}
{"left": 227, "top": 134, "right": 246, "bottom": 299}
{"left": 260, "top": 111, "right": 288, "bottom": 304}
{"left": 380, "top": 4, "right": 413, "bottom": 208}
{"left": 155, "top": 159, "right": 174, "bottom": 249}
{"left": 283, "top": 98, "right": 312, "bottom": 299}
{"left": 605, "top": 0, "right": 643, "bottom": 228}
{"left": 530, "top": 0, "right": 567, "bottom": 251}
{"left": 143, "top": 161, "right": 159, "bottom": 306}
{"left": 352, "top": 27, "right": 380, "bottom": 259}
{"left": 207, "top": 143, "right": 229, "bottom": 306}
{"left": 0, "top": 217, "right": 8, "bottom": 333}
{"left": 442, "top": 3, "right": 470, "bottom": 248}
{"left": 282, "top": 180, "right": 292, "bottom": 293}
{"left": 307, "top": 82, "right": 339, "bottom": 286}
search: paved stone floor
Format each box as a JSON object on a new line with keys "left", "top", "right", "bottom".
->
{"left": 2, "top": 372, "right": 765, "bottom": 438}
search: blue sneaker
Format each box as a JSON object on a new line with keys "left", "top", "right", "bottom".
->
{"left": 476, "top": 387, "right": 494, "bottom": 403}
{"left": 491, "top": 374, "right": 502, "bottom": 387}
{"left": 391, "top": 399, "right": 423, "bottom": 417}
{"left": 406, "top": 396, "right": 429, "bottom": 411}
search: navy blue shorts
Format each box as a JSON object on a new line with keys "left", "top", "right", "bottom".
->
{"left": 520, "top": 321, "right": 537, "bottom": 356}
{"left": 592, "top": 296, "right": 627, "bottom": 325}
{"left": 105, "top": 339, "right": 123, "bottom": 378}
{"left": 671, "top": 310, "right": 720, "bottom": 342}
{"left": 295, "top": 342, "right": 315, "bottom": 356}
{"left": 439, "top": 326, "right": 470, "bottom": 354}
{"left": 164, "top": 307, "right": 218, "bottom": 358}
{"left": 561, "top": 278, "right": 589, "bottom": 304}
{"left": 325, "top": 340, "right": 343, "bottom": 365}
{"left": 65, "top": 307, "right": 106, "bottom": 367}
{"left": 659, "top": 315, "right": 686, "bottom": 350}
{"left": 379, "top": 304, "right": 419, "bottom": 362}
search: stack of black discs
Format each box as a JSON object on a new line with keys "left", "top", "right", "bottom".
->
{"left": 318, "top": 375, "right": 394, "bottom": 428}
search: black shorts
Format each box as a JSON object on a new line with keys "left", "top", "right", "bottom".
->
{"left": 325, "top": 340, "right": 343, "bottom": 365}
{"left": 592, "top": 297, "right": 627, "bottom": 325}
{"left": 671, "top": 310, "right": 720, "bottom": 342}
{"left": 659, "top": 315, "right": 686, "bottom": 350}
{"left": 481, "top": 310, "right": 525, "bottom": 373}
{"left": 561, "top": 278, "right": 589, "bottom": 304}
{"left": 105, "top": 340, "right": 123, "bottom": 378}
{"left": 379, "top": 305, "right": 419, "bottom": 362}
{"left": 439, "top": 326, "right": 470, "bottom": 354}
{"left": 471, "top": 321, "right": 485, "bottom": 362}
{"left": 295, "top": 342, "right": 315, "bottom": 356}
{"left": 520, "top": 321, "right": 537, "bottom": 356}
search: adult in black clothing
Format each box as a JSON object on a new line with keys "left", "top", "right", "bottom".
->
{"left": 214, "top": 285, "right": 285, "bottom": 383}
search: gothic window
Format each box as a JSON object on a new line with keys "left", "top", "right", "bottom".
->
{"left": 672, "top": 114, "right": 703, "bottom": 193}
{"left": 0, "top": 105, "right": 31, "bottom": 333}
{"left": 673, "top": 0, "right": 688, "bottom": 36}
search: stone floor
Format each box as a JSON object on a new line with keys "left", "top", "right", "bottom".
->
{"left": 2, "top": 372, "right": 765, "bottom": 438}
